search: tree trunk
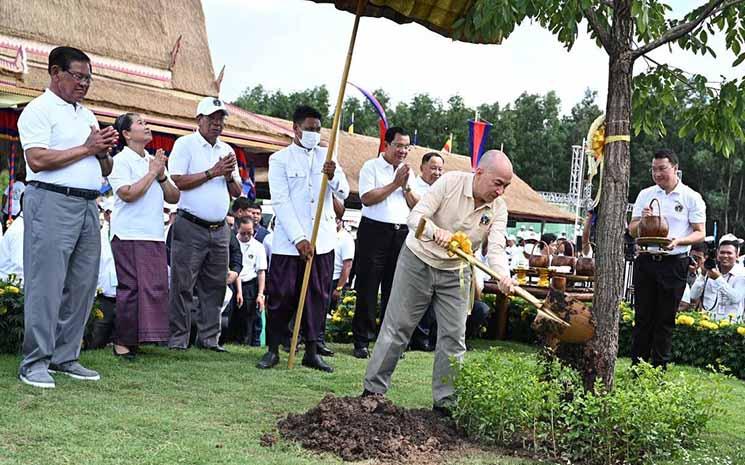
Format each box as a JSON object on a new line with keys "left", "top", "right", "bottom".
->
{"left": 580, "top": 1, "right": 634, "bottom": 392}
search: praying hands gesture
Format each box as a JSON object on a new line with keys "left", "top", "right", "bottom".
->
{"left": 84, "top": 126, "right": 118, "bottom": 156}
{"left": 208, "top": 153, "right": 236, "bottom": 178}
{"left": 148, "top": 149, "right": 167, "bottom": 178}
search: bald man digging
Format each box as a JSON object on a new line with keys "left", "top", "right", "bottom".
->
{"left": 362, "top": 151, "right": 515, "bottom": 414}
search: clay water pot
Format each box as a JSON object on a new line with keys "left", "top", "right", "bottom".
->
{"left": 575, "top": 256, "right": 595, "bottom": 276}
{"left": 531, "top": 288, "right": 595, "bottom": 344}
{"left": 637, "top": 198, "right": 669, "bottom": 238}
{"left": 526, "top": 241, "right": 550, "bottom": 268}
{"left": 551, "top": 254, "right": 576, "bottom": 269}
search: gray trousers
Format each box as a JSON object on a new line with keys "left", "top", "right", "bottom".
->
{"left": 364, "top": 245, "right": 471, "bottom": 404}
{"left": 168, "top": 215, "right": 229, "bottom": 349}
{"left": 21, "top": 185, "right": 101, "bottom": 374}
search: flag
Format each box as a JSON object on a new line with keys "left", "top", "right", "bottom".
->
{"left": 441, "top": 133, "right": 453, "bottom": 153}
{"left": 413, "top": 128, "right": 418, "bottom": 146}
{"left": 468, "top": 119, "right": 493, "bottom": 169}
{"left": 348, "top": 112, "right": 355, "bottom": 134}
{"left": 348, "top": 82, "right": 388, "bottom": 154}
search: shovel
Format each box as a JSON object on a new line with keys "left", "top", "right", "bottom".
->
{"left": 414, "top": 218, "right": 571, "bottom": 328}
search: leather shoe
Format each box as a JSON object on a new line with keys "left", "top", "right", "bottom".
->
{"left": 361, "top": 389, "right": 383, "bottom": 398}
{"left": 317, "top": 344, "right": 334, "bottom": 357}
{"left": 353, "top": 347, "right": 369, "bottom": 359}
{"left": 301, "top": 354, "right": 334, "bottom": 373}
{"left": 256, "top": 351, "right": 279, "bottom": 369}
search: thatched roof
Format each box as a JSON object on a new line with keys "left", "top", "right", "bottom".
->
{"left": 0, "top": 0, "right": 216, "bottom": 95}
{"left": 0, "top": 0, "right": 294, "bottom": 151}
{"left": 255, "top": 119, "right": 576, "bottom": 223}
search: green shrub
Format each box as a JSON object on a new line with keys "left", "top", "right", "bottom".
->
{"left": 453, "top": 348, "right": 726, "bottom": 465}
{"left": 0, "top": 276, "right": 106, "bottom": 354}
{"left": 504, "top": 296, "right": 745, "bottom": 379}
{"left": 325, "top": 289, "right": 356, "bottom": 343}
{"left": 0, "top": 275, "right": 24, "bottom": 354}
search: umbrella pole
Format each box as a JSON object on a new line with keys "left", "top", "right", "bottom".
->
{"left": 288, "top": 0, "right": 367, "bottom": 369}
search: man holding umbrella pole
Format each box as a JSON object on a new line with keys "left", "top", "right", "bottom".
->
{"left": 257, "top": 105, "right": 349, "bottom": 372}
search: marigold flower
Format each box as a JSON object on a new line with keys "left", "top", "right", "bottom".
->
{"left": 737, "top": 326, "right": 745, "bottom": 336}
{"left": 5, "top": 285, "right": 20, "bottom": 294}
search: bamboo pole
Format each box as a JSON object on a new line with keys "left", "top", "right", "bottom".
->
{"left": 287, "top": 0, "right": 367, "bottom": 369}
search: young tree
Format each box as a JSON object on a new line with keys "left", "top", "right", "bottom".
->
{"left": 455, "top": 0, "right": 745, "bottom": 390}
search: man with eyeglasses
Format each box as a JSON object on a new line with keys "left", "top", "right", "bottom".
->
{"left": 351, "top": 127, "right": 418, "bottom": 359}
{"left": 17, "top": 46, "right": 118, "bottom": 389}
{"left": 689, "top": 234, "right": 745, "bottom": 322}
{"left": 167, "top": 97, "right": 242, "bottom": 352}
{"left": 629, "top": 148, "right": 706, "bottom": 369}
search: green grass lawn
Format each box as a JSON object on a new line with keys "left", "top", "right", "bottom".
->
{"left": 0, "top": 341, "right": 742, "bottom": 465}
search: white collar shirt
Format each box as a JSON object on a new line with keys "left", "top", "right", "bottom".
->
{"left": 268, "top": 143, "right": 349, "bottom": 256}
{"left": 168, "top": 131, "right": 237, "bottom": 222}
{"left": 690, "top": 268, "right": 745, "bottom": 322}
{"left": 18, "top": 89, "right": 102, "bottom": 190}
{"left": 632, "top": 181, "right": 706, "bottom": 255}
{"left": 0, "top": 215, "right": 24, "bottom": 282}
{"left": 238, "top": 237, "right": 268, "bottom": 282}
{"left": 3, "top": 181, "right": 26, "bottom": 216}
{"left": 333, "top": 228, "right": 356, "bottom": 280}
{"left": 97, "top": 224, "right": 117, "bottom": 298}
{"left": 359, "top": 155, "right": 413, "bottom": 224}
{"left": 410, "top": 175, "right": 433, "bottom": 197}
{"left": 108, "top": 146, "right": 169, "bottom": 241}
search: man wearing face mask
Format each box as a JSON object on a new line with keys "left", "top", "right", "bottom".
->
{"left": 257, "top": 105, "right": 349, "bottom": 372}
{"left": 629, "top": 148, "right": 706, "bottom": 369}
{"left": 351, "top": 127, "right": 417, "bottom": 359}
{"left": 167, "top": 97, "right": 242, "bottom": 352}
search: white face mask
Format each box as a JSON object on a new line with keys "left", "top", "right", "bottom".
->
{"left": 299, "top": 130, "right": 321, "bottom": 150}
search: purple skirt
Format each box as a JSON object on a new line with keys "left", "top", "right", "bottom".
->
{"left": 111, "top": 238, "right": 170, "bottom": 345}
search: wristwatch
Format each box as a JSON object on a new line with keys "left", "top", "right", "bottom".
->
{"left": 205, "top": 169, "right": 212, "bottom": 179}
{"left": 403, "top": 185, "right": 412, "bottom": 193}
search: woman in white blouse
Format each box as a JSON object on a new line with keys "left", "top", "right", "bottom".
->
{"left": 108, "top": 113, "right": 180, "bottom": 359}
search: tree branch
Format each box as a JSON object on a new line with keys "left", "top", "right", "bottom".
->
{"left": 632, "top": 0, "right": 744, "bottom": 59}
{"left": 584, "top": 6, "right": 613, "bottom": 52}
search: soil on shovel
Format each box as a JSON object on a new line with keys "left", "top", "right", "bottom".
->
{"left": 274, "top": 394, "right": 469, "bottom": 463}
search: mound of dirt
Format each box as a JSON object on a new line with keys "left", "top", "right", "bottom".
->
{"left": 276, "top": 394, "right": 466, "bottom": 463}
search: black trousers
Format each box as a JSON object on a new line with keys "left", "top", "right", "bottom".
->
{"left": 352, "top": 217, "right": 408, "bottom": 348}
{"left": 410, "top": 304, "right": 437, "bottom": 349}
{"left": 224, "top": 279, "right": 259, "bottom": 345}
{"left": 631, "top": 254, "right": 688, "bottom": 368}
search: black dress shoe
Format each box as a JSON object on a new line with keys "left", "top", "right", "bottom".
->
{"left": 361, "top": 389, "right": 383, "bottom": 398}
{"left": 353, "top": 347, "right": 369, "bottom": 359}
{"left": 317, "top": 344, "right": 334, "bottom": 357}
{"left": 112, "top": 346, "right": 135, "bottom": 360}
{"left": 256, "top": 351, "right": 279, "bottom": 369}
{"left": 301, "top": 354, "right": 334, "bottom": 373}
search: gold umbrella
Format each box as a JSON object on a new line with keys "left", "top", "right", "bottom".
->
{"left": 288, "top": 0, "right": 501, "bottom": 368}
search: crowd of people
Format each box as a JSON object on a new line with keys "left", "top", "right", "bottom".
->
{"left": 4, "top": 46, "right": 740, "bottom": 413}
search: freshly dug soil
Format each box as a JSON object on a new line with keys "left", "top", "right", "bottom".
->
{"left": 275, "top": 394, "right": 467, "bottom": 463}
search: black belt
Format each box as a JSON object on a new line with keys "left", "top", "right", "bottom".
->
{"left": 360, "top": 216, "right": 408, "bottom": 231}
{"left": 640, "top": 253, "right": 688, "bottom": 263}
{"left": 29, "top": 181, "right": 99, "bottom": 200}
{"left": 178, "top": 210, "right": 225, "bottom": 230}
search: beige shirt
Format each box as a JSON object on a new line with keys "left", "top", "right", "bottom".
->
{"left": 405, "top": 171, "right": 509, "bottom": 275}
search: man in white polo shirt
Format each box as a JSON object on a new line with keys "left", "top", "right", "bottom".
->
{"left": 351, "top": 126, "right": 417, "bottom": 359}
{"left": 168, "top": 97, "right": 242, "bottom": 351}
{"left": 629, "top": 148, "right": 706, "bottom": 369}
{"left": 17, "top": 46, "right": 118, "bottom": 389}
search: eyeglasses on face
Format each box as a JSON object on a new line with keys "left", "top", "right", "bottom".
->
{"left": 64, "top": 70, "right": 93, "bottom": 84}
{"left": 390, "top": 142, "right": 411, "bottom": 151}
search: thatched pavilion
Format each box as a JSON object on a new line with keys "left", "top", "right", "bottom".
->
{"left": 0, "top": 0, "right": 291, "bottom": 182}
